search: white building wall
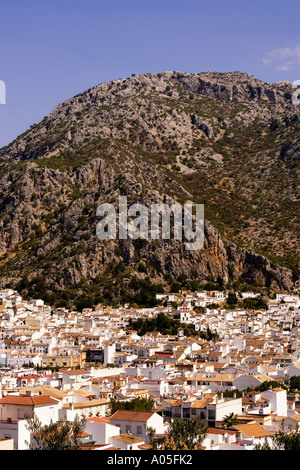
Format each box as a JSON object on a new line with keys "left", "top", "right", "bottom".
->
{"left": 89, "top": 366, "right": 126, "bottom": 378}
{"left": 0, "top": 353, "right": 7, "bottom": 366}
{"left": 84, "top": 420, "right": 120, "bottom": 445}
{"left": 16, "top": 419, "right": 32, "bottom": 450}
{"left": 0, "top": 401, "right": 61, "bottom": 450}
{"left": 0, "top": 437, "right": 14, "bottom": 450}
{"left": 110, "top": 413, "right": 164, "bottom": 441}
{"left": 34, "top": 402, "right": 61, "bottom": 425}
{"left": 104, "top": 343, "right": 116, "bottom": 366}
{"left": 137, "top": 380, "right": 169, "bottom": 399}
{"left": 262, "top": 389, "right": 287, "bottom": 417}
{"left": 214, "top": 398, "right": 243, "bottom": 423}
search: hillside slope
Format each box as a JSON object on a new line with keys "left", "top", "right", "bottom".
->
{"left": 0, "top": 71, "right": 299, "bottom": 308}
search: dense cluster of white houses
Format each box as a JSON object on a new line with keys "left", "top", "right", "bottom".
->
{"left": 0, "top": 287, "right": 300, "bottom": 450}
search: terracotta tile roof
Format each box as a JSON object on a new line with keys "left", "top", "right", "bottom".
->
{"left": 163, "top": 399, "right": 178, "bottom": 406}
{"left": 190, "top": 398, "right": 214, "bottom": 408}
{"left": 62, "top": 369, "right": 90, "bottom": 375}
{"left": 86, "top": 416, "right": 110, "bottom": 423}
{"left": 138, "top": 443, "right": 151, "bottom": 450}
{"left": 110, "top": 410, "right": 156, "bottom": 422}
{"left": 17, "top": 375, "right": 39, "bottom": 380}
{"left": 111, "top": 433, "right": 144, "bottom": 444}
{"left": 193, "top": 373, "right": 234, "bottom": 382}
{"left": 207, "top": 427, "right": 237, "bottom": 436}
{"left": 288, "top": 414, "right": 300, "bottom": 422}
{"left": 80, "top": 444, "right": 114, "bottom": 450}
{"left": 242, "top": 396, "right": 254, "bottom": 404}
{"left": 73, "top": 389, "right": 96, "bottom": 398}
{"left": 71, "top": 398, "right": 110, "bottom": 409}
{"left": 0, "top": 394, "right": 58, "bottom": 406}
{"left": 19, "top": 385, "right": 67, "bottom": 400}
{"left": 233, "top": 424, "right": 273, "bottom": 437}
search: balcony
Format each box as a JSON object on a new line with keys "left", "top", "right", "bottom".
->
{"left": 0, "top": 418, "right": 18, "bottom": 425}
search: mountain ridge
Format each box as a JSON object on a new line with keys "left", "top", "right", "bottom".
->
{"left": 0, "top": 70, "right": 299, "bottom": 308}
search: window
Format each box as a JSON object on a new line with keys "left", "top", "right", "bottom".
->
{"left": 17, "top": 408, "right": 24, "bottom": 419}
{"left": 126, "top": 425, "right": 131, "bottom": 433}
{"left": 137, "top": 426, "right": 142, "bottom": 435}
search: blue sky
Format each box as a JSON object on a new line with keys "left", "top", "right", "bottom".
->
{"left": 0, "top": 0, "right": 300, "bottom": 148}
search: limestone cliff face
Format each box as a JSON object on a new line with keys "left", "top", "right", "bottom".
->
{"left": 0, "top": 71, "right": 298, "bottom": 306}
{"left": 226, "top": 243, "right": 295, "bottom": 291}
{"left": 0, "top": 158, "right": 229, "bottom": 294}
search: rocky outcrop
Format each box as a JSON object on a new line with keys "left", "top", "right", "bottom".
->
{"left": 226, "top": 243, "right": 295, "bottom": 291}
{"left": 0, "top": 71, "right": 298, "bottom": 305}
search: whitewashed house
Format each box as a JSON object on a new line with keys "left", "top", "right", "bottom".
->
{"left": 262, "top": 388, "right": 287, "bottom": 417}
{"left": 0, "top": 391, "right": 61, "bottom": 449}
{"left": 110, "top": 410, "right": 165, "bottom": 441}
{"left": 85, "top": 416, "right": 121, "bottom": 445}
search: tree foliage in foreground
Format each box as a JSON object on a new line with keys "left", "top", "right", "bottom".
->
{"left": 254, "top": 422, "right": 300, "bottom": 450}
{"left": 148, "top": 417, "right": 208, "bottom": 450}
{"left": 25, "top": 414, "right": 87, "bottom": 450}
{"left": 222, "top": 412, "right": 240, "bottom": 428}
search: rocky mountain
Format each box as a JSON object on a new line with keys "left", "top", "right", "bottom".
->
{"left": 0, "top": 71, "right": 299, "bottom": 309}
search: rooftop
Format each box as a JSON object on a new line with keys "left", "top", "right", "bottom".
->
{"left": 110, "top": 410, "right": 156, "bottom": 422}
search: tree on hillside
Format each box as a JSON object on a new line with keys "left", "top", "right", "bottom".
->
{"left": 242, "top": 296, "right": 268, "bottom": 310}
{"left": 128, "top": 312, "right": 213, "bottom": 339}
{"left": 226, "top": 293, "right": 238, "bottom": 307}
